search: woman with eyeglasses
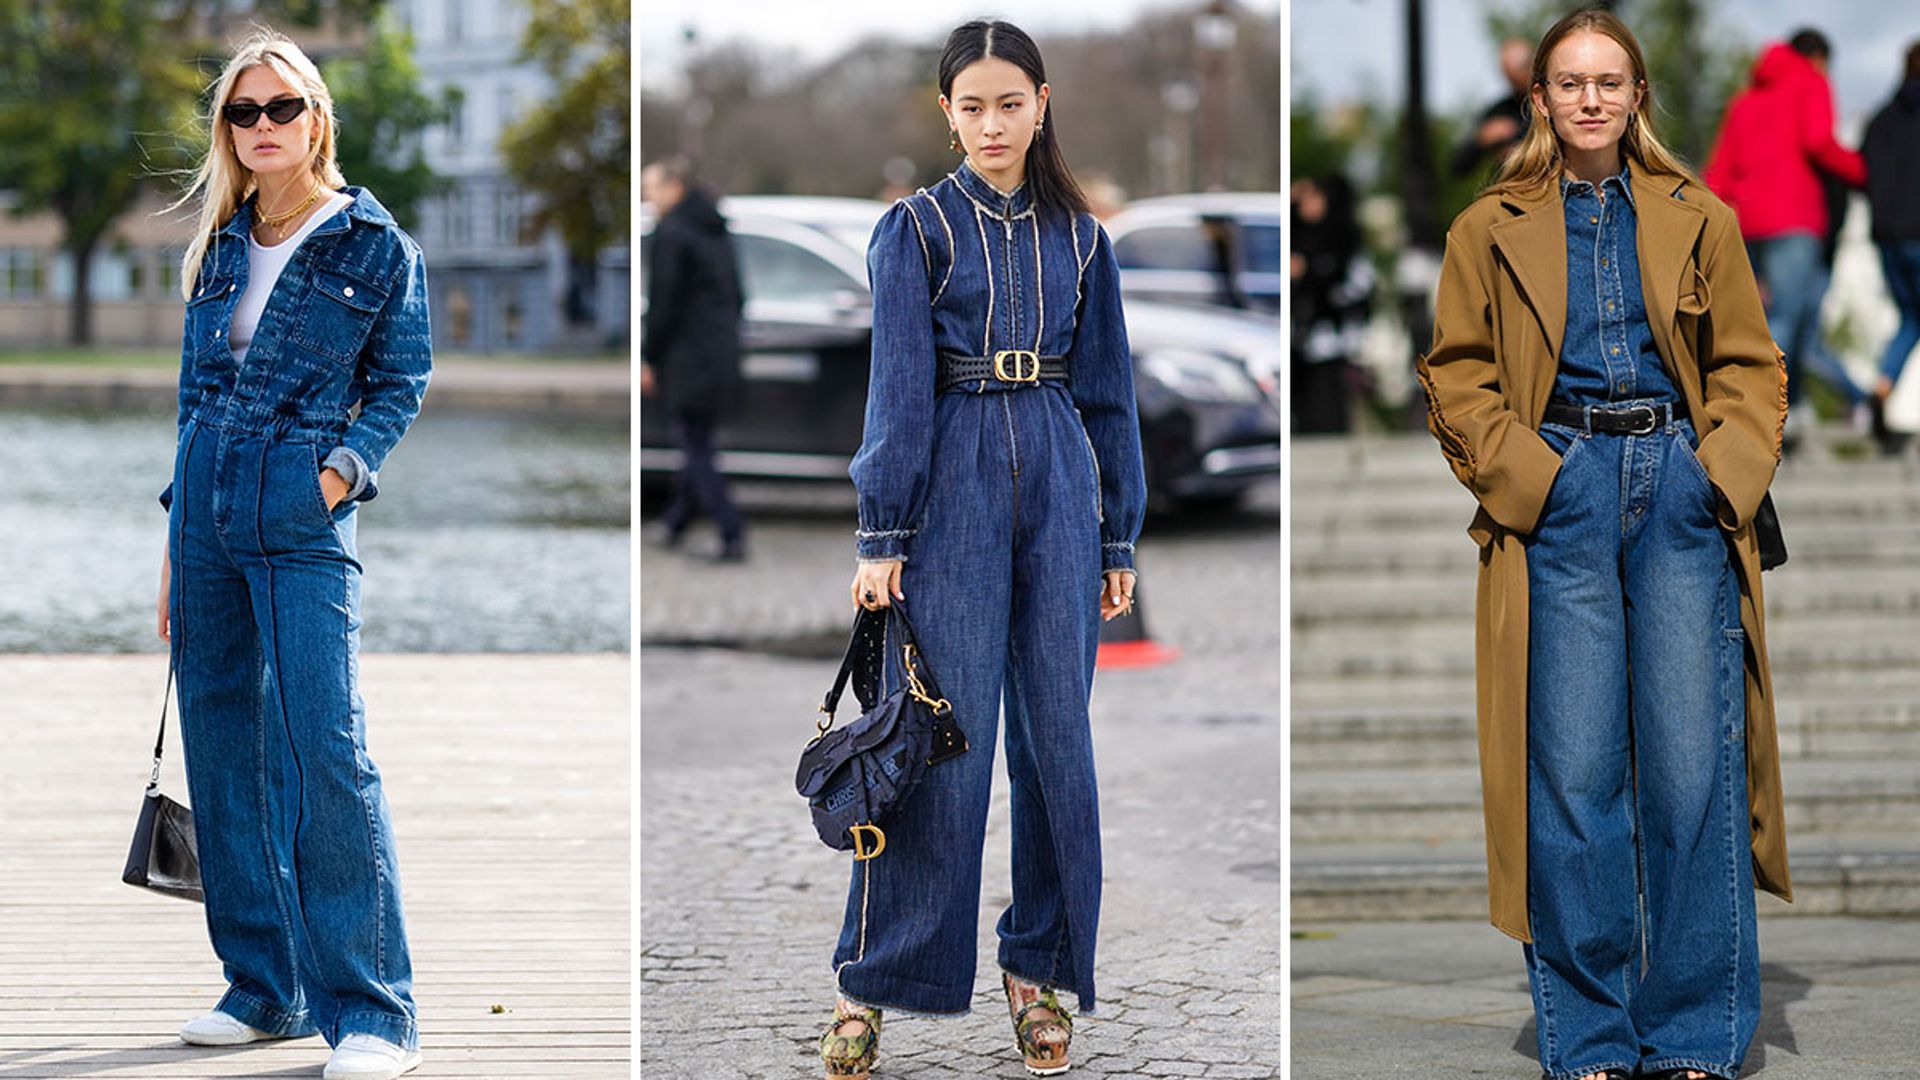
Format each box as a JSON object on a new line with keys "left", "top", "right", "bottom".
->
{"left": 1418, "top": 9, "right": 1788, "bottom": 1080}
{"left": 153, "top": 29, "right": 430, "bottom": 1080}
{"left": 827, "top": 18, "right": 1146, "bottom": 1080}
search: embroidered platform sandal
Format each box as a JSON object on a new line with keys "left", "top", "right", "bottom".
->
{"left": 1002, "top": 971, "right": 1073, "bottom": 1076}
{"left": 819, "top": 999, "right": 882, "bottom": 1079}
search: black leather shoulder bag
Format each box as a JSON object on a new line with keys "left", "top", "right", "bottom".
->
{"left": 123, "top": 666, "right": 204, "bottom": 902}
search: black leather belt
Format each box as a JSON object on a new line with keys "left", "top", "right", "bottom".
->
{"left": 936, "top": 350, "right": 1069, "bottom": 394}
{"left": 1543, "top": 400, "right": 1684, "bottom": 435}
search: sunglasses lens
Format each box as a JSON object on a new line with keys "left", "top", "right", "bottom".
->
{"left": 222, "top": 103, "right": 262, "bottom": 128}
{"left": 264, "top": 98, "right": 306, "bottom": 124}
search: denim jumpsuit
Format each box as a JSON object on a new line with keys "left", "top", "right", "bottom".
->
{"left": 159, "top": 187, "right": 431, "bottom": 1051}
{"left": 837, "top": 160, "right": 1147, "bottom": 1015}
{"left": 1523, "top": 166, "right": 1759, "bottom": 1080}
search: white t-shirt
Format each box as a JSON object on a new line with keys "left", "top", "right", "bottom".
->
{"left": 229, "top": 189, "right": 355, "bottom": 365}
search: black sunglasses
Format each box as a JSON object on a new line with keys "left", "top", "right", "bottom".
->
{"left": 221, "top": 96, "right": 308, "bottom": 128}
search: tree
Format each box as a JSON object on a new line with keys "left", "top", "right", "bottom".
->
{"left": 0, "top": 1, "right": 204, "bottom": 345}
{"left": 500, "top": 0, "right": 630, "bottom": 326}
{"left": 323, "top": 16, "right": 454, "bottom": 230}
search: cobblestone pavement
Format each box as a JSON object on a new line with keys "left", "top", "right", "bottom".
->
{"left": 640, "top": 481, "right": 1282, "bottom": 1077}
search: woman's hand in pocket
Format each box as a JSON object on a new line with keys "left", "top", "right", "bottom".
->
{"left": 319, "top": 467, "right": 350, "bottom": 511}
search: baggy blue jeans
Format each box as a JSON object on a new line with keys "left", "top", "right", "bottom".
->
{"left": 168, "top": 413, "right": 417, "bottom": 1051}
{"left": 833, "top": 381, "right": 1104, "bottom": 1016}
{"left": 1522, "top": 405, "right": 1759, "bottom": 1080}
{"left": 1749, "top": 231, "right": 1826, "bottom": 408}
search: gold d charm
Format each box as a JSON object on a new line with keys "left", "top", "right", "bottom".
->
{"left": 849, "top": 823, "right": 886, "bottom": 861}
{"left": 993, "top": 349, "right": 1041, "bottom": 382}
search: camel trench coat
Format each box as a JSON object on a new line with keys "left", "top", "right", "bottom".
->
{"left": 1416, "top": 166, "right": 1792, "bottom": 942}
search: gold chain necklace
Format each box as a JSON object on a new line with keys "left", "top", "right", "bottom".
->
{"left": 256, "top": 181, "right": 324, "bottom": 238}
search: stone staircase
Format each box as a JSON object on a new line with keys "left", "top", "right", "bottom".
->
{"left": 1291, "top": 432, "right": 1920, "bottom": 922}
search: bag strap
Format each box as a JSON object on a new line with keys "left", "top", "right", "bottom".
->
{"left": 148, "top": 665, "right": 174, "bottom": 792}
{"left": 816, "top": 602, "right": 949, "bottom": 727}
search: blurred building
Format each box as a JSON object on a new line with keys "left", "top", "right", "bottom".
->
{"left": 0, "top": 0, "right": 628, "bottom": 353}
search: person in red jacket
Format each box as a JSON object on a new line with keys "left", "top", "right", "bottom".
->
{"left": 1704, "top": 29, "right": 1867, "bottom": 435}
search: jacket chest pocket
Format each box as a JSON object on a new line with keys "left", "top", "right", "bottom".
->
{"left": 291, "top": 268, "right": 388, "bottom": 365}
{"left": 185, "top": 275, "right": 235, "bottom": 358}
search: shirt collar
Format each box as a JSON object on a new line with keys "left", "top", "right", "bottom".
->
{"left": 1560, "top": 161, "right": 1636, "bottom": 210}
{"left": 952, "top": 158, "right": 1033, "bottom": 218}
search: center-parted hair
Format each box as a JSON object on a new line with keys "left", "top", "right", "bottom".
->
{"left": 1487, "top": 7, "right": 1697, "bottom": 196}
{"left": 939, "top": 20, "right": 1090, "bottom": 220}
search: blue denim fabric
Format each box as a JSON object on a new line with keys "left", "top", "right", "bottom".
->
{"left": 1555, "top": 168, "right": 1680, "bottom": 406}
{"left": 1522, "top": 408, "right": 1759, "bottom": 1080}
{"left": 834, "top": 388, "right": 1106, "bottom": 1015}
{"left": 1747, "top": 231, "right": 1824, "bottom": 407}
{"left": 1877, "top": 240, "right": 1920, "bottom": 386}
{"left": 161, "top": 187, "right": 433, "bottom": 510}
{"left": 849, "top": 160, "right": 1147, "bottom": 572}
{"left": 162, "top": 186, "right": 428, "bottom": 1051}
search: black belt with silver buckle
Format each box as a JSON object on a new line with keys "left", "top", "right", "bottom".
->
{"left": 936, "top": 350, "right": 1069, "bottom": 394}
{"left": 1543, "top": 400, "right": 1683, "bottom": 436}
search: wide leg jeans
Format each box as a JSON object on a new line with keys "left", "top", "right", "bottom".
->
{"left": 168, "top": 416, "right": 418, "bottom": 1050}
{"left": 833, "top": 383, "right": 1105, "bottom": 1016}
{"left": 1521, "top": 407, "right": 1760, "bottom": 1080}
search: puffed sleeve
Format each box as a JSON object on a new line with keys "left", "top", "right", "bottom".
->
{"left": 1417, "top": 217, "right": 1564, "bottom": 535}
{"left": 1067, "top": 220, "right": 1147, "bottom": 573}
{"left": 848, "top": 201, "right": 937, "bottom": 561}
{"left": 336, "top": 236, "right": 433, "bottom": 503}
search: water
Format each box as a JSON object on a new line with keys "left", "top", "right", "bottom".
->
{"left": 0, "top": 405, "right": 630, "bottom": 653}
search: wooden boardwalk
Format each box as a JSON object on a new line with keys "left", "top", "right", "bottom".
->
{"left": 0, "top": 654, "right": 630, "bottom": 1078}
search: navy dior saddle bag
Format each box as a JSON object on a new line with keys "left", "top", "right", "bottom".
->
{"left": 795, "top": 603, "right": 969, "bottom": 860}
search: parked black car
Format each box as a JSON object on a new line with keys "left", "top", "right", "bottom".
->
{"left": 640, "top": 196, "right": 1281, "bottom": 511}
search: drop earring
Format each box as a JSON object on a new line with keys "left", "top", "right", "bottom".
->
{"left": 949, "top": 128, "right": 962, "bottom": 153}
{"left": 1035, "top": 118, "right": 1045, "bottom": 142}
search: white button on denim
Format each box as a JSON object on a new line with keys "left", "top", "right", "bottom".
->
{"left": 344, "top": 285, "right": 355, "bottom": 298}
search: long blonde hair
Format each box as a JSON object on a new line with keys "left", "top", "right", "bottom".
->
{"left": 171, "top": 28, "right": 346, "bottom": 299}
{"left": 1487, "top": 8, "right": 1697, "bottom": 196}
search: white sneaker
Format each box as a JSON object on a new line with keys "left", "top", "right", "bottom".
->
{"left": 178, "top": 1010, "right": 287, "bottom": 1046}
{"left": 323, "top": 1034, "right": 422, "bottom": 1080}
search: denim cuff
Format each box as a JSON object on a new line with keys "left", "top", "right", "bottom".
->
{"left": 857, "top": 554, "right": 908, "bottom": 565}
{"left": 322, "top": 446, "right": 372, "bottom": 502}
{"left": 1100, "top": 540, "right": 1136, "bottom": 572}
{"left": 855, "top": 527, "right": 915, "bottom": 561}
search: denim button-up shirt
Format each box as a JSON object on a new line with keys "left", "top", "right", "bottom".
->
{"left": 850, "top": 160, "right": 1147, "bottom": 572}
{"left": 1555, "top": 165, "right": 1678, "bottom": 405}
{"left": 160, "top": 186, "right": 432, "bottom": 510}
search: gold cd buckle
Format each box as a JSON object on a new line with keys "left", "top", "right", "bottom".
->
{"left": 993, "top": 349, "right": 1042, "bottom": 383}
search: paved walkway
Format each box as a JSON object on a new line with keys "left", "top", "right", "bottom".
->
{"left": 0, "top": 654, "right": 630, "bottom": 1078}
{"left": 1292, "top": 917, "right": 1920, "bottom": 1078}
{"left": 639, "top": 483, "right": 1284, "bottom": 1077}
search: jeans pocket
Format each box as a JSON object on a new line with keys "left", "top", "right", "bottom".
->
{"left": 306, "top": 446, "right": 338, "bottom": 524}
{"left": 1675, "top": 427, "right": 1718, "bottom": 511}
{"left": 1538, "top": 423, "right": 1586, "bottom": 514}
{"left": 1080, "top": 428, "right": 1103, "bottom": 524}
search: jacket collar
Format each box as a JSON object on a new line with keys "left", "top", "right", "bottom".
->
{"left": 1486, "top": 166, "right": 1704, "bottom": 394}
{"left": 218, "top": 184, "right": 394, "bottom": 239}
{"left": 951, "top": 159, "right": 1033, "bottom": 219}
{"left": 1559, "top": 161, "right": 1637, "bottom": 210}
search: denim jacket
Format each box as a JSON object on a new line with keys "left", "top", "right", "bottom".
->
{"left": 850, "top": 160, "right": 1148, "bottom": 572}
{"left": 159, "top": 185, "right": 432, "bottom": 510}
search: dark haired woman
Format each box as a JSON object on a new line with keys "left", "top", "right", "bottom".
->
{"left": 822, "top": 17, "right": 1146, "bottom": 1080}
{"left": 1418, "top": 9, "right": 1788, "bottom": 1080}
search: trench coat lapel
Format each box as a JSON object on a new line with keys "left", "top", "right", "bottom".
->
{"left": 1633, "top": 169, "right": 1708, "bottom": 382}
{"left": 1487, "top": 188, "right": 1567, "bottom": 402}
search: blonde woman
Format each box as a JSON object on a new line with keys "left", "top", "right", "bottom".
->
{"left": 1419, "top": 9, "right": 1786, "bottom": 1080}
{"left": 153, "top": 29, "right": 430, "bottom": 1080}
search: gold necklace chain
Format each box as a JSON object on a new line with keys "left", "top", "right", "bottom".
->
{"left": 256, "top": 181, "right": 324, "bottom": 230}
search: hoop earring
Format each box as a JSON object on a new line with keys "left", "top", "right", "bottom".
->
{"left": 949, "top": 129, "right": 962, "bottom": 153}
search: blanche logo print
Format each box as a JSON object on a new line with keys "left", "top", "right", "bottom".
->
{"left": 0, "top": 8, "right": 632, "bottom": 1077}
{"left": 639, "top": 6, "right": 1284, "bottom": 1079}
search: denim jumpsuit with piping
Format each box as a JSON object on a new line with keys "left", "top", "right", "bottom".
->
{"left": 1522, "top": 165, "right": 1759, "bottom": 1080}
{"left": 837, "top": 160, "right": 1147, "bottom": 1016}
{"left": 159, "top": 186, "right": 431, "bottom": 1051}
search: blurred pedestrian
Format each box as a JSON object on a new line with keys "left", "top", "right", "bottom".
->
{"left": 1291, "top": 172, "right": 1371, "bottom": 433}
{"left": 1420, "top": 10, "right": 1787, "bottom": 1080}
{"left": 1450, "top": 37, "right": 1534, "bottom": 180}
{"left": 155, "top": 29, "right": 429, "bottom": 1080}
{"left": 825, "top": 18, "right": 1146, "bottom": 1080}
{"left": 1704, "top": 28, "right": 1867, "bottom": 445}
{"left": 1863, "top": 40, "right": 1920, "bottom": 452}
{"left": 641, "top": 156, "right": 748, "bottom": 561}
